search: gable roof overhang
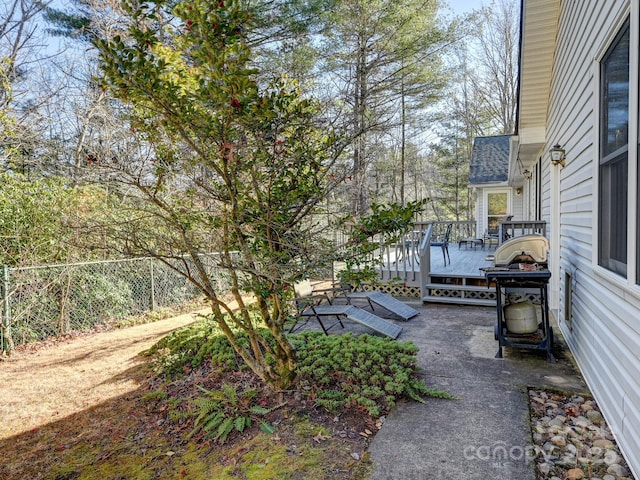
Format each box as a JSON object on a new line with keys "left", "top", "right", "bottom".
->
{"left": 510, "top": 0, "right": 561, "bottom": 181}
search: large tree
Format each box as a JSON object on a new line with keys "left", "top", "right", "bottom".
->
{"left": 467, "top": 0, "right": 519, "bottom": 135}
{"left": 94, "top": 0, "right": 349, "bottom": 389}
{"left": 430, "top": 136, "right": 470, "bottom": 221}
{"left": 432, "top": 0, "right": 518, "bottom": 222}
{"left": 0, "top": 0, "right": 57, "bottom": 174}
{"left": 439, "top": 1, "right": 518, "bottom": 142}
{"left": 319, "top": 0, "right": 454, "bottom": 215}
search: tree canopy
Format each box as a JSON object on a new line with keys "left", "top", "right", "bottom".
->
{"left": 93, "top": 0, "right": 349, "bottom": 388}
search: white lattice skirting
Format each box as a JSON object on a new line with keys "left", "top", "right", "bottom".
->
{"left": 359, "top": 283, "right": 421, "bottom": 299}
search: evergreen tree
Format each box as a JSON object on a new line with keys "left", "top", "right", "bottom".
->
{"left": 95, "top": 0, "right": 345, "bottom": 388}
{"left": 318, "top": 0, "right": 455, "bottom": 215}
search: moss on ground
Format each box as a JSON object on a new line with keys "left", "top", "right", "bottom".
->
{"left": 41, "top": 412, "right": 370, "bottom": 480}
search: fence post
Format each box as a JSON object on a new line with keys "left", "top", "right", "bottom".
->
{"left": 2, "top": 265, "right": 10, "bottom": 353}
{"left": 149, "top": 258, "right": 156, "bottom": 311}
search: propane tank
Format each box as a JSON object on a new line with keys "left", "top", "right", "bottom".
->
{"left": 504, "top": 301, "right": 538, "bottom": 334}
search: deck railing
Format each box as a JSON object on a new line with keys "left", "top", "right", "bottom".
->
{"left": 334, "top": 219, "right": 548, "bottom": 298}
{"left": 499, "top": 221, "right": 547, "bottom": 243}
{"left": 376, "top": 222, "right": 430, "bottom": 284}
{"left": 376, "top": 220, "right": 547, "bottom": 295}
{"left": 377, "top": 221, "right": 478, "bottom": 286}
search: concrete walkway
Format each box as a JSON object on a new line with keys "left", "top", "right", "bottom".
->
{"left": 344, "top": 300, "right": 587, "bottom": 480}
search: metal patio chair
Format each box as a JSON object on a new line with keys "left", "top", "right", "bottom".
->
{"left": 431, "top": 223, "right": 452, "bottom": 266}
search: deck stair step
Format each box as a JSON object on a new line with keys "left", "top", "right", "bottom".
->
{"left": 422, "top": 295, "right": 495, "bottom": 307}
{"left": 423, "top": 281, "right": 496, "bottom": 306}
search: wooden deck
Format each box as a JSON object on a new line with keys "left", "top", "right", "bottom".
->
{"left": 429, "top": 244, "right": 495, "bottom": 277}
{"left": 373, "top": 221, "right": 546, "bottom": 306}
{"left": 381, "top": 245, "right": 494, "bottom": 277}
{"left": 424, "top": 245, "right": 497, "bottom": 305}
{"left": 378, "top": 244, "right": 497, "bottom": 306}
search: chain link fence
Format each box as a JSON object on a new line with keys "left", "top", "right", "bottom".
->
{"left": 0, "top": 254, "right": 230, "bottom": 352}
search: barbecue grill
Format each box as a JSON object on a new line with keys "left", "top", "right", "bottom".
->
{"left": 483, "top": 234, "right": 555, "bottom": 362}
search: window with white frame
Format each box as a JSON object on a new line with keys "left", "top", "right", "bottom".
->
{"left": 486, "top": 191, "right": 509, "bottom": 234}
{"left": 598, "top": 18, "right": 629, "bottom": 277}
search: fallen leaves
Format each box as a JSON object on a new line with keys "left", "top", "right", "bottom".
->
{"left": 313, "top": 431, "right": 331, "bottom": 443}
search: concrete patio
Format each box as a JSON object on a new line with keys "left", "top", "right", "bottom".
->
{"left": 312, "top": 297, "right": 588, "bottom": 479}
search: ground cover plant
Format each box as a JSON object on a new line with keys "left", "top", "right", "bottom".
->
{"left": 0, "top": 319, "right": 451, "bottom": 479}
{"left": 149, "top": 319, "right": 453, "bottom": 421}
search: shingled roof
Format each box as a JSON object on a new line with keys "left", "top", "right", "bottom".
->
{"left": 468, "top": 135, "right": 512, "bottom": 185}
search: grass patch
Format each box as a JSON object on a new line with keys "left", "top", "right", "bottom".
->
{"left": 113, "top": 299, "right": 207, "bottom": 329}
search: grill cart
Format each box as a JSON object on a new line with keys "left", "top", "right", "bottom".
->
{"left": 483, "top": 235, "right": 556, "bottom": 362}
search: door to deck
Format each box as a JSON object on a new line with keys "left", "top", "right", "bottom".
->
{"left": 486, "top": 190, "right": 511, "bottom": 234}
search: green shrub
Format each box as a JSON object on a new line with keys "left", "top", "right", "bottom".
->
{"left": 149, "top": 323, "right": 453, "bottom": 419}
{"left": 291, "top": 332, "right": 453, "bottom": 417}
{"left": 68, "top": 270, "right": 134, "bottom": 326}
{"left": 147, "top": 319, "right": 259, "bottom": 376}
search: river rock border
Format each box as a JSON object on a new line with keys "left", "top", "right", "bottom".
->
{"left": 529, "top": 389, "right": 635, "bottom": 480}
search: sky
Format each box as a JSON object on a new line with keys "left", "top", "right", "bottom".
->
{"left": 447, "top": 0, "right": 483, "bottom": 15}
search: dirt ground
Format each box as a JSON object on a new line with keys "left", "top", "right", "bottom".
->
{"left": 0, "top": 303, "right": 374, "bottom": 480}
{"left": 0, "top": 311, "right": 204, "bottom": 440}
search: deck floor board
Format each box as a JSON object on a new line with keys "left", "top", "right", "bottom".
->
{"left": 378, "top": 244, "right": 497, "bottom": 287}
{"left": 429, "top": 245, "right": 495, "bottom": 277}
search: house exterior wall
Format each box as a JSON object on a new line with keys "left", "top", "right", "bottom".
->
{"left": 521, "top": 160, "right": 542, "bottom": 222}
{"left": 541, "top": 0, "right": 640, "bottom": 474}
{"left": 512, "top": 188, "right": 524, "bottom": 221}
{"left": 475, "top": 188, "right": 485, "bottom": 236}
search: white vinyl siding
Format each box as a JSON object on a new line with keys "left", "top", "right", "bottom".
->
{"left": 512, "top": 188, "right": 524, "bottom": 220}
{"left": 475, "top": 191, "right": 485, "bottom": 237}
{"left": 544, "top": 0, "right": 640, "bottom": 475}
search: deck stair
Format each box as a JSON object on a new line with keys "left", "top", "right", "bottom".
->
{"left": 422, "top": 274, "right": 496, "bottom": 306}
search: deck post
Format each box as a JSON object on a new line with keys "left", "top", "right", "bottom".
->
{"left": 419, "top": 224, "right": 433, "bottom": 300}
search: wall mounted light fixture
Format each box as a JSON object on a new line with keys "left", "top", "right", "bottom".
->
{"left": 550, "top": 144, "right": 566, "bottom": 167}
{"left": 523, "top": 169, "right": 532, "bottom": 180}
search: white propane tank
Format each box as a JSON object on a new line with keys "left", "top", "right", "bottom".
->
{"left": 504, "top": 301, "right": 538, "bottom": 334}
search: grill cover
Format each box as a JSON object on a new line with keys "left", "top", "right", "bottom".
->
{"left": 493, "top": 234, "right": 549, "bottom": 266}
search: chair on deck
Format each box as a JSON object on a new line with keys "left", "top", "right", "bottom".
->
{"left": 431, "top": 223, "right": 452, "bottom": 266}
{"left": 500, "top": 215, "right": 515, "bottom": 242}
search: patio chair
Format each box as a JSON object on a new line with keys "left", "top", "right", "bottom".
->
{"left": 483, "top": 215, "right": 513, "bottom": 248}
{"left": 483, "top": 230, "right": 499, "bottom": 249}
{"left": 313, "top": 282, "right": 419, "bottom": 321}
{"left": 431, "top": 223, "right": 452, "bottom": 266}
{"left": 290, "top": 293, "right": 344, "bottom": 334}
{"left": 289, "top": 283, "right": 403, "bottom": 339}
{"left": 500, "top": 215, "right": 515, "bottom": 242}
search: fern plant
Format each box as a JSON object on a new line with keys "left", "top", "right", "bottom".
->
{"left": 187, "top": 383, "right": 282, "bottom": 443}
